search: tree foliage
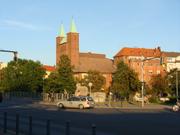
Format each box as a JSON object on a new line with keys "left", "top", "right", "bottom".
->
{"left": 166, "top": 68, "right": 180, "bottom": 96}
{"left": 44, "top": 55, "right": 76, "bottom": 93}
{"left": 111, "top": 61, "right": 141, "bottom": 97}
{"left": 0, "top": 59, "right": 46, "bottom": 92}
{"left": 150, "top": 74, "right": 171, "bottom": 97}
{"left": 79, "top": 70, "right": 106, "bottom": 92}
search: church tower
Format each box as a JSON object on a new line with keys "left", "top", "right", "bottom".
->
{"left": 67, "top": 19, "right": 79, "bottom": 67}
{"left": 56, "top": 19, "right": 79, "bottom": 67}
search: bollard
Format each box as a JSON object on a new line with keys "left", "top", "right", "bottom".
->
{"left": 65, "top": 121, "right": 70, "bottom": 135}
{"left": 92, "top": 124, "right": 96, "bottom": 135}
{"left": 46, "top": 119, "right": 50, "bottom": 135}
{"left": 29, "top": 116, "right": 32, "bottom": 135}
{"left": 16, "top": 114, "right": 19, "bottom": 135}
{"left": 3, "top": 112, "right": 7, "bottom": 133}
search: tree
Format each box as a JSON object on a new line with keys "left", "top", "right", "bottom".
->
{"left": 44, "top": 55, "right": 76, "bottom": 93}
{"left": 79, "top": 70, "right": 106, "bottom": 92}
{"left": 0, "top": 59, "right": 46, "bottom": 92}
{"left": 43, "top": 71, "right": 62, "bottom": 93}
{"left": 150, "top": 74, "right": 171, "bottom": 97}
{"left": 166, "top": 68, "right": 180, "bottom": 96}
{"left": 111, "top": 61, "right": 141, "bottom": 98}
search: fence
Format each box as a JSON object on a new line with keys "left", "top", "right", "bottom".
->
{"left": 43, "top": 93, "right": 75, "bottom": 102}
{"left": 0, "top": 112, "right": 96, "bottom": 135}
{"left": 3, "top": 92, "right": 43, "bottom": 101}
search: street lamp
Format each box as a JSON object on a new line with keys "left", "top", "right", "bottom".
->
{"left": 141, "top": 59, "right": 145, "bottom": 108}
{"left": 88, "top": 82, "right": 93, "bottom": 96}
{"left": 140, "top": 56, "right": 162, "bottom": 108}
{"left": 176, "top": 69, "right": 180, "bottom": 102}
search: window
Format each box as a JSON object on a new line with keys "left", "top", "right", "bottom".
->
{"left": 157, "top": 70, "right": 160, "bottom": 74}
{"left": 148, "top": 70, "right": 153, "bottom": 74}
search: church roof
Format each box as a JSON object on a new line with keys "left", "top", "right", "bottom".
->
{"left": 73, "top": 52, "right": 116, "bottom": 73}
{"left": 59, "top": 23, "right": 65, "bottom": 37}
{"left": 70, "top": 18, "right": 77, "bottom": 33}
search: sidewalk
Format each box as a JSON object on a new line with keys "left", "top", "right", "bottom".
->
{"left": 39, "top": 101, "right": 172, "bottom": 110}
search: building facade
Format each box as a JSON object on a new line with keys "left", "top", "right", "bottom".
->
{"left": 114, "top": 47, "right": 166, "bottom": 85}
{"left": 162, "top": 52, "right": 180, "bottom": 72}
{"left": 56, "top": 20, "right": 115, "bottom": 90}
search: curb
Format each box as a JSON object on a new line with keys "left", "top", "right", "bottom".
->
{"left": 39, "top": 101, "right": 172, "bottom": 110}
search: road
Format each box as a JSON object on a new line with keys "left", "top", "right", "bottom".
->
{"left": 0, "top": 99, "right": 180, "bottom": 135}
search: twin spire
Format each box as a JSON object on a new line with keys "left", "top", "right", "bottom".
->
{"left": 59, "top": 18, "right": 77, "bottom": 37}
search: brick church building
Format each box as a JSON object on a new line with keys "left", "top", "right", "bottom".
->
{"left": 42, "top": 19, "right": 173, "bottom": 91}
{"left": 56, "top": 19, "right": 115, "bottom": 90}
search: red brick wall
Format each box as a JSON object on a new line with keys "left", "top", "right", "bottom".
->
{"left": 115, "top": 56, "right": 166, "bottom": 85}
{"left": 56, "top": 32, "right": 80, "bottom": 66}
{"left": 67, "top": 32, "right": 79, "bottom": 67}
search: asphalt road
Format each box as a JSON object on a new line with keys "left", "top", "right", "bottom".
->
{"left": 0, "top": 99, "right": 180, "bottom": 135}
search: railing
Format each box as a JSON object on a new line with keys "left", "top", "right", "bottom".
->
{"left": 3, "top": 92, "right": 43, "bottom": 101}
{"left": 0, "top": 112, "right": 96, "bottom": 135}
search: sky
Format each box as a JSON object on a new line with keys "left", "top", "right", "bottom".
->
{"left": 0, "top": 0, "right": 180, "bottom": 66}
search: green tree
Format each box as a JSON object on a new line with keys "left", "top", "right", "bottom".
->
{"left": 150, "top": 74, "right": 171, "bottom": 97}
{"left": 166, "top": 68, "right": 180, "bottom": 96}
{"left": 43, "top": 71, "right": 62, "bottom": 93}
{"left": 79, "top": 70, "right": 106, "bottom": 92}
{"left": 0, "top": 59, "right": 46, "bottom": 92}
{"left": 111, "top": 61, "right": 141, "bottom": 98}
{"left": 44, "top": 55, "right": 76, "bottom": 93}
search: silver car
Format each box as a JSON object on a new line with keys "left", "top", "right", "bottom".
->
{"left": 57, "top": 96, "right": 95, "bottom": 109}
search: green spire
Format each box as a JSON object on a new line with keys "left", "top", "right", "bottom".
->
{"left": 70, "top": 18, "right": 77, "bottom": 33}
{"left": 59, "top": 23, "right": 65, "bottom": 37}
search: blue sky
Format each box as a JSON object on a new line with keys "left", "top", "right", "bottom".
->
{"left": 0, "top": 0, "right": 180, "bottom": 65}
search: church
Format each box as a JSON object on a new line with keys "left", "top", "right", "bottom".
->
{"left": 56, "top": 19, "right": 115, "bottom": 90}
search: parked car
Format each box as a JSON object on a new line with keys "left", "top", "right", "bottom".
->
{"left": 172, "top": 100, "right": 180, "bottom": 112}
{"left": 159, "top": 97, "right": 170, "bottom": 102}
{"left": 57, "top": 96, "right": 95, "bottom": 109}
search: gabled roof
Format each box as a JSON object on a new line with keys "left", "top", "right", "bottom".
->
{"left": 162, "top": 51, "right": 180, "bottom": 57}
{"left": 114, "top": 47, "right": 161, "bottom": 58}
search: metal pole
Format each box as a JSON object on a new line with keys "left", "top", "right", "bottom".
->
{"left": 66, "top": 121, "right": 70, "bottom": 135}
{"left": 176, "top": 70, "right": 179, "bottom": 102}
{"left": 16, "top": 114, "right": 19, "bottom": 135}
{"left": 29, "top": 116, "right": 32, "bottom": 135}
{"left": 92, "top": 124, "right": 96, "bottom": 135}
{"left": 46, "top": 119, "right": 50, "bottom": 135}
{"left": 141, "top": 59, "right": 144, "bottom": 108}
{"left": 3, "top": 112, "right": 7, "bottom": 133}
{"left": 90, "top": 86, "right": 91, "bottom": 96}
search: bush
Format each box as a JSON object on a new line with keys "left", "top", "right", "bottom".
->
{"left": 149, "top": 96, "right": 159, "bottom": 103}
{"left": 163, "top": 97, "right": 177, "bottom": 105}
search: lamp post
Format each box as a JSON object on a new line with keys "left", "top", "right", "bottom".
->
{"left": 141, "top": 59, "right": 145, "bottom": 108}
{"left": 88, "top": 82, "right": 93, "bottom": 96}
{"left": 176, "top": 69, "right": 179, "bottom": 102}
{"left": 140, "top": 56, "right": 162, "bottom": 108}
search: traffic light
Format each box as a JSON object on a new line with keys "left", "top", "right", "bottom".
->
{"left": 160, "top": 57, "right": 163, "bottom": 65}
{"left": 14, "top": 52, "right": 18, "bottom": 61}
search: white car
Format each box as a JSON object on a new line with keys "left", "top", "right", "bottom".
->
{"left": 57, "top": 96, "right": 95, "bottom": 109}
{"left": 172, "top": 101, "right": 180, "bottom": 112}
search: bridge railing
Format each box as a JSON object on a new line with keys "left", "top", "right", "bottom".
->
{"left": 0, "top": 112, "right": 96, "bottom": 135}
